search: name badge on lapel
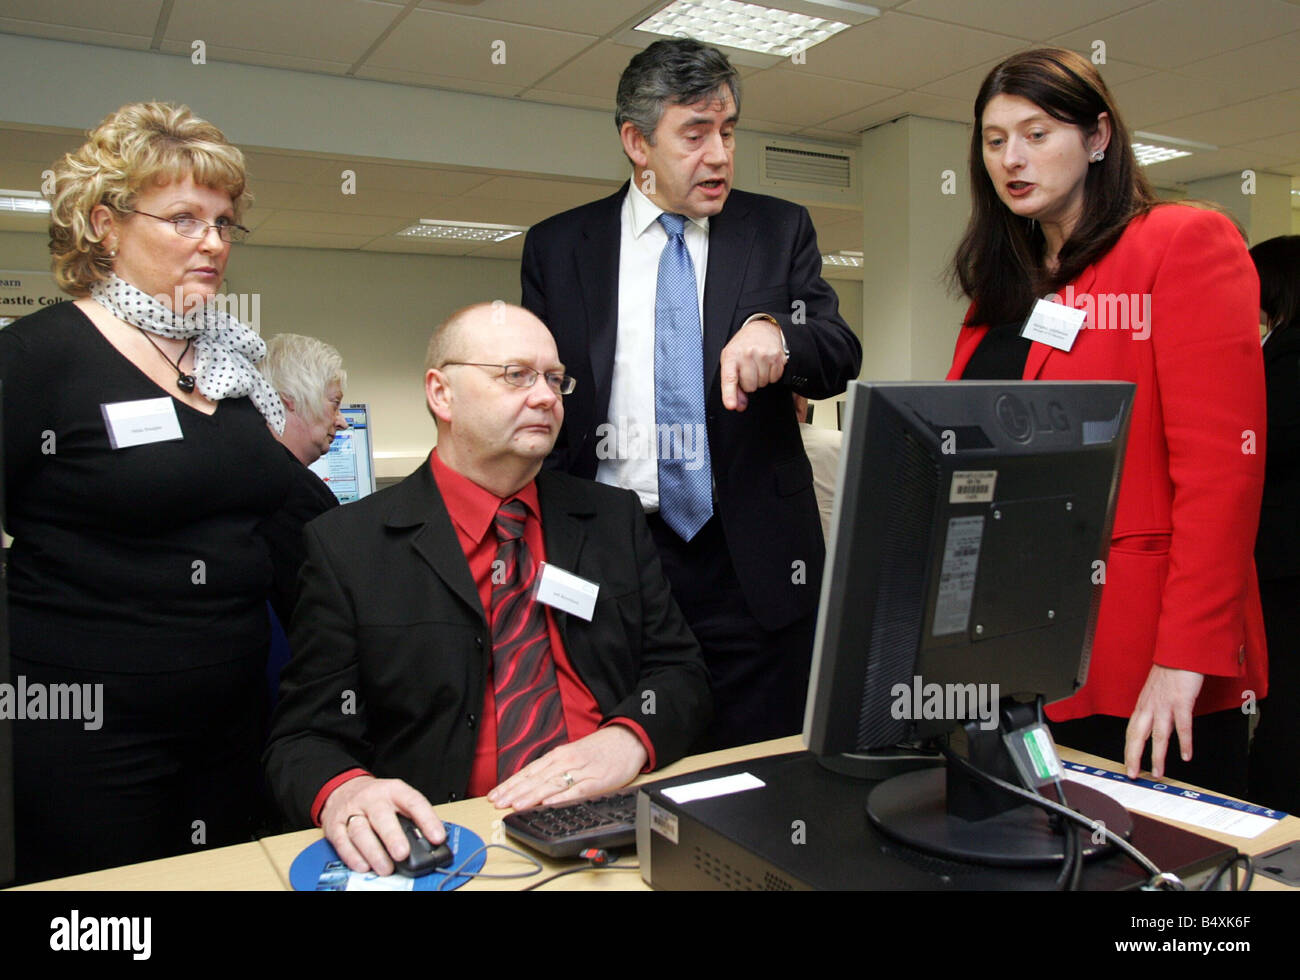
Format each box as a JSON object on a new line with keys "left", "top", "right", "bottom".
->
{"left": 1020, "top": 298, "right": 1086, "bottom": 352}
{"left": 533, "top": 562, "right": 599, "bottom": 622}
{"left": 100, "top": 397, "right": 184, "bottom": 449}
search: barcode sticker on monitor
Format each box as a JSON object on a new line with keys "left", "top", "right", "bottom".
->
{"left": 933, "top": 515, "right": 984, "bottom": 636}
{"left": 949, "top": 470, "right": 997, "bottom": 503}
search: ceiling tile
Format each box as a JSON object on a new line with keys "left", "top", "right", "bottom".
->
{"left": 796, "top": 13, "right": 1026, "bottom": 90}
{"left": 1142, "top": 146, "right": 1289, "bottom": 183}
{"left": 256, "top": 210, "right": 407, "bottom": 236}
{"left": 0, "top": 128, "right": 82, "bottom": 167}
{"left": 918, "top": 55, "right": 1153, "bottom": 101}
{"left": 245, "top": 229, "right": 375, "bottom": 249}
{"left": 1110, "top": 71, "right": 1273, "bottom": 130}
{"left": 350, "top": 66, "right": 525, "bottom": 98}
{"left": 462, "top": 176, "right": 617, "bottom": 206}
{"left": 417, "top": 0, "right": 661, "bottom": 36}
{"left": 1176, "top": 31, "right": 1300, "bottom": 98}
{"left": 519, "top": 90, "right": 614, "bottom": 111}
{"left": 165, "top": 0, "right": 397, "bottom": 63}
{"left": 897, "top": 0, "right": 1147, "bottom": 41}
{"left": 1235, "top": 131, "right": 1300, "bottom": 160}
{"left": 821, "top": 91, "right": 971, "bottom": 133}
{"left": 1050, "top": 0, "right": 1300, "bottom": 70}
{"left": 521, "top": 40, "right": 643, "bottom": 100}
{"left": 1152, "top": 91, "right": 1300, "bottom": 146}
{"left": 363, "top": 8, "right": 598, "bottom": 88}
{"left": 0, "top": 19, "right": 151, "bottom": 50}
{"left": 0, "top": 0, "right": 162, "bottom": 35}
{"left": 360, "top": 237, "right": 486, "bottom": 255}
{"left": 157, "top": 39, "right": 351, "bottom": 75}
{"left": 466, "top": 236, "right": 527, "bottom": 260}
{"left": 739, "top": 68, "right": 898, "bottom": 128}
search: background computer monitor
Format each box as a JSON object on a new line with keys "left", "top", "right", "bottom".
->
{"left": 308, "top": 403, "right": 376, "bottom": 504}
{"left": 804, "top": 380, "right": 1133, "bottom": 769}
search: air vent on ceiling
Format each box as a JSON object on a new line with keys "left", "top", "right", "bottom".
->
{"left": 759, "top": 140, "right": 855, "bottom": 197}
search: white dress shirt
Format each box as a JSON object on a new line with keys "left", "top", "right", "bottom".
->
{"left": 597, "top": 182, "right": 709, "bottom": 510}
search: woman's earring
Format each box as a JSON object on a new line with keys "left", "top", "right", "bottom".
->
{"left": 1090, "top": 150, "right": 1105, "bottom": 163}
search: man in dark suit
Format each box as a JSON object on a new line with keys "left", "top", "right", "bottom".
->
{"left": 521, "top": 38, "right": 861, "bottom": 750}
{"left": 264, "top": 302, "right": 711, "bottom": 875}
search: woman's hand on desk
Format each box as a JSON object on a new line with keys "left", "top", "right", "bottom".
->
{"left": 487, "top": 726, "right": 649, "bottom": 811}
{"left": 1125, "top": 665, "right": 1205, "bottom": 780}
{"left": 320, "top": 775, "right": 445, "bottom": 875}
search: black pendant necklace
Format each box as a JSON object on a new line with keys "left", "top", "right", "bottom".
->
{"left": 139, "top": 329, "right": 196, "bottom": 392}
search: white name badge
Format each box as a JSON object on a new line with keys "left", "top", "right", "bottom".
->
{"left": 100, "top": 397, "right": 184, "bottom": 449}
{"left": 1020, "top": 297, "right": 1086, "bottom": 352}
{"left": 533, "top": 561, "right": 600, "bottom": 622}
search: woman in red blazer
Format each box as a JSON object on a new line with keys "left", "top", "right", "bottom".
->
{"left": 947, "top": 48, "right": 1266, "bottom": 797}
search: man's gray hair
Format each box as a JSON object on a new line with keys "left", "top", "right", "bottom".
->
{"left": 615, "top": 38, "right": 741, "bottom": 142}
{"left": 260, "top": 333, "right": 346, "bottom": 422}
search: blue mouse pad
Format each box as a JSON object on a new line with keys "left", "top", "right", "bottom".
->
{"left": 289, "top": 822, "right": 486, "bottom": 891}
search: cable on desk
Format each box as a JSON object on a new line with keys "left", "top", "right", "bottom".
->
{"left": 939, "top": 745, "right": 1179, "bottom": 889}
{"left": 1201, "top": 853, "right": 1254, "bottom": 892}
{"left": 1035, "top": 698, "right": 1082, "bottom": 892}
{"left": 433, "top": 842, "right": 544, "bottom": 891}
{"left": 520, "top": 863, "right": 641, "bottom": 891}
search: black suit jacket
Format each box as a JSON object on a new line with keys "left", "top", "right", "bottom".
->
{"left": 263, "top": 458, "right": 712, "bottom": 829}
{"left": 1258, "top": 326, "right": 1300, "bottom": 580}
{"left": 521, "top": 185, "right": 862, "bottom": 630}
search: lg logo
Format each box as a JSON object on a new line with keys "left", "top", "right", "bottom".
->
{"left": 995, "top": 393, "right": 1069, "bottom": 443}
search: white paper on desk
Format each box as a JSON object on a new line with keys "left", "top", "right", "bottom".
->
{"left": 662, "top": 772, "right": 765, "bottom": 804}
{"left": 1060, "top": 766, "right": 1282, "bottom": 839}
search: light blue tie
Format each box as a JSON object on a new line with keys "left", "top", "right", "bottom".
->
{"left": 654, "top": 213, "right": 713, "bottom": 541}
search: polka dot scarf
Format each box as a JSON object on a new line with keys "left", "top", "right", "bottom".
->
{"left": 90, "top": 274, "right": 285, "bottom": 434}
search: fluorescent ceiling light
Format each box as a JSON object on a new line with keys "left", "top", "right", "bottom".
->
{"left": 635, "top": 0, "right": 853, "bottom": 58}
{"left": 396, "top": 220, "right": 526, "bottom": 243}
{"left": 1131, "top": 130, "right": 1218, "bottom": 166}
{"left": 0, "top": 189, "right": 51, "bottom": 214}
{"left": 822, "top": 252, "right": 862, "bottom": 267}
{"left": 1132, "top": 143, "right": 1193, "bottom": 165}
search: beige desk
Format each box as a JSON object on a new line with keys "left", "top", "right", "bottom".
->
{"left": 12, "top": 736, "right": 1299, "bottom": 891}
{"left": 12, "top": 838, "right": 286, "bottom": 892}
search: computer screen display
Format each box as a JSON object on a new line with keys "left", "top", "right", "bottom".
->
{"left": 308, "top": 403, "right": 376, "bottom": 504}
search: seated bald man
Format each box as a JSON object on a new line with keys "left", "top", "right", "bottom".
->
{"left": 264, "top": 302, "right": 712, "bottom": 874}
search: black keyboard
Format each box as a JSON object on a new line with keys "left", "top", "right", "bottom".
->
{"left": 503, "top": 790, "right": 638, "bottom": 858}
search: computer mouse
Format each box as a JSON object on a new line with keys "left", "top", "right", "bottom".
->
{"left": 393, "top": 814, "right": 454, "bottom": 877}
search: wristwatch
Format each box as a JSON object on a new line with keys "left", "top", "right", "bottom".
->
{"left": 753, "top": 313, "right": 789, "bottom": 363}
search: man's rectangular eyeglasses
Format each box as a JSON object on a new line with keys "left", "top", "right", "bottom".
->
{"left": 440, "top": 362, "right": 576, "bottom": 395}
{"left": 126, "top": 209, "right": 251, "bottom": 244}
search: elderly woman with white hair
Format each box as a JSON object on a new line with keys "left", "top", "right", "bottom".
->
{"left": 260, "top": 332, "right": 349, "bottom": 466}
{"left": 257, "top": 333, "right": 349, "bottom": 618}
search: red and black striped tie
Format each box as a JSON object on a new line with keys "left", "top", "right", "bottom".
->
{"left": 490, "top": 498, "right": 567, "bottom": 780}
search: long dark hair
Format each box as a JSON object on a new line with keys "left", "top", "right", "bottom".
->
{"left": 1250, "top": 235, "right": 1300, "bottom": 336}
{"left": 950, "top": 48, "right": 1158, "bottom": 327}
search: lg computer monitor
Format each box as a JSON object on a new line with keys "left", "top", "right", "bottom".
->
{"left": 308, "top": 403, "right": 376, "bottom": 504}
{"left": 803, "top": 381, "right": 1134, "bottom": 865}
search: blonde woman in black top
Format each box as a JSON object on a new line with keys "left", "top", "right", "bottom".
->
{"left": 0, "top": 102, "right": 296, "bottom": 882}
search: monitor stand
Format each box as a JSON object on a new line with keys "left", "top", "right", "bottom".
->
{"left": 867, "top": 769, "right": 1132, "bottom": 866}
